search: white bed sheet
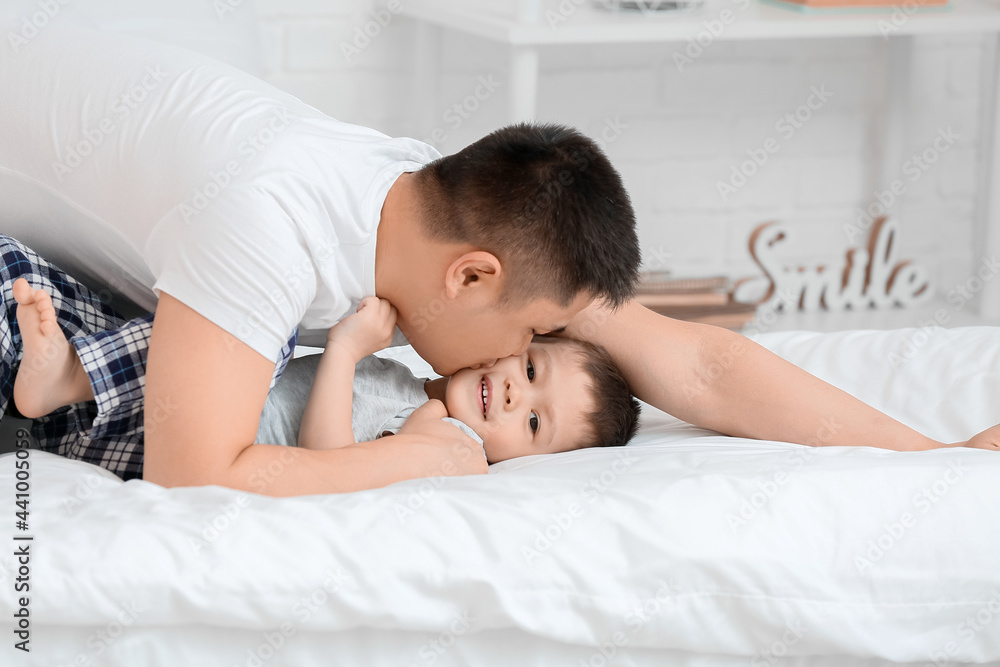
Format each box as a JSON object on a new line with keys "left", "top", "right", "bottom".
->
{"left": 1, "top": 326, "right": 999, "bottom": 667}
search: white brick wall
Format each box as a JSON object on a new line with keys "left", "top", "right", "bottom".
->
{"left": 255, "top": 1, "right": 990, "bottom": 323}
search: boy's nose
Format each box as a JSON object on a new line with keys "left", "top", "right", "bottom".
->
{"left": 504, "top": 378, "right": 520, "bottom": 408}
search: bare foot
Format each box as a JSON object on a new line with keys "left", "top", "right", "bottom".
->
{"left": 12, "top": 278, "right": 90, "bottom": 418}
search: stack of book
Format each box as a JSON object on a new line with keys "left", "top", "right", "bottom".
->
{"left": 635, "top": 273, "right": 757, "bottom": 330}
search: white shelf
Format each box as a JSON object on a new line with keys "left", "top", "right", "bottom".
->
{"left": 402, "top": 0, "right": 1000, "bottom": 45}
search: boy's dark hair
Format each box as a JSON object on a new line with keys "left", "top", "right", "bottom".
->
{"left": 413, "top": 122, "right": 641, "bottom": 310}
{"left": 538, "top": 336, "right": 640, "bottom": 450}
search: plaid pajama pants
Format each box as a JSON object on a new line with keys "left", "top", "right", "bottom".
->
{"left": 0, "top": 235, "right": 297, "bottom": 481}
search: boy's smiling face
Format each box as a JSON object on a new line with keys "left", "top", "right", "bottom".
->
{"left": 443, "top": 338, "right": 595, "bottom": 463}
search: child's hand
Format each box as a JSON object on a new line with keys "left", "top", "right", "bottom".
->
{"left": 327, "top": 297, "right": 397, "bottom": 362}
{"left": 959, "top": 424, "right": 1000, "bottom": 451}
{"left": 395, "top": 399, "right": 489, "bottom": 476}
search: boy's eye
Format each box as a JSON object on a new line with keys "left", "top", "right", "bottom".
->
{"left": 526, "top": 359, "right": 535, "bottom": 382}
{"left": 529, "top": 411, "right": 539, "bottom": 434}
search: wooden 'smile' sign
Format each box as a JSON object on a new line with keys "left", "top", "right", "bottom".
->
{"left": 734, "top": 217, "right": 932, "bottom": 311}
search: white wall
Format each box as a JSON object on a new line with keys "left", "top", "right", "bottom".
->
{"left": 255, "top": 1, "right": 986, "bottom": 314}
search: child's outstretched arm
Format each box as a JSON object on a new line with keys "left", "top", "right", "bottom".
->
{"left": 565, "top": 300, "right": 997, "bottom": 452}
{"left": 298, "top": 297, "right": 397, "bottom": 450}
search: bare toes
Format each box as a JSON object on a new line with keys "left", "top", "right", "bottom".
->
{"left": 35, "top": 288, "right": 53, "bottom": 313}
{"left": 12, "top": 278, "right": 33, "bottom": 305}
{"left": 39, "top": 317, "right": 56, "bottom": 338}
{"left": 35, "top": 291, "right": 57, "bottom": 336}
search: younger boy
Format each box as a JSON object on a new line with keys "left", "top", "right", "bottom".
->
{"left": 12, "top": 280, "right": 640, "bottom": 474}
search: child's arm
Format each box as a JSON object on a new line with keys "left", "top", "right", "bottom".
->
{"left": 298, "top": 297, "right": 397, "bottom": 450}
{"left": 564, "top": 300, "right": 997, "bottom": 452}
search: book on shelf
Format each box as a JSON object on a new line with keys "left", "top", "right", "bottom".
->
{"left": 645, "top": 301, "right": 758, "bottom": 318}
{"left": 636, "top": 272, "right": 731, "bottom": 294}
{"left": 636, "top": 291, "right": 729, "bottom": 307}
{"left": 635, "top": 273, "right": 756, "bottom": 329}
{"left": 644, "top": 300, "right": 758, "bottom": 330}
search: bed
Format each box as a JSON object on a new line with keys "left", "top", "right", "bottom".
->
{"left": 1, "top": 324, "right": 999, "bottom": 666}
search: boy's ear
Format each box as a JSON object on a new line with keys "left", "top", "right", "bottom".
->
{"left": 444, "top": 251, "right": 502, "bottom": 300}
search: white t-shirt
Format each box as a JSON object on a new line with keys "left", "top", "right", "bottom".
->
{"left": 0, "top": 24, "right": 440, "bottom": 360}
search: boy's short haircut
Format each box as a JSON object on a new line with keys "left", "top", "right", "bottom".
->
{"left": 536, "top": 336, "right": 640, "bottom": 450}
{"left": 413, "top": 122, "right": 641, "bottom": 310}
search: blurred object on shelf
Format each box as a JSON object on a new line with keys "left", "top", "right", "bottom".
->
{"left": 767, "top": 0, "right": 947, "bottom": 9}
{"left": 647, "top": 302, "right": 759, "bottom": 329}
{"left": 637, "top": 272, "right": 730, "bottom": 294}
{"left": 636, "top": 273, "right": 753, "bottom": 329}
{"left": 593, "top": 0, "right": 706, "bottom": 12}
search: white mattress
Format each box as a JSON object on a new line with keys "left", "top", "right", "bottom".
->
{"left": 1, "top": 326, "right": 999, "bottom": 667}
